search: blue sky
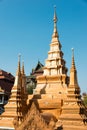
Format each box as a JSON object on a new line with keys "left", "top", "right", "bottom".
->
{"left": 0, "top": 0, "right": 87, "bottom": 93}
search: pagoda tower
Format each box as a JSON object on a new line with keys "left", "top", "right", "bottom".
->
{"left": 28, "top": 7, "right": 69, "bottom": 121}
{"left": 34, "top": 7, "right": 68, "bottom": 96}
{"left": 0, "top": 55, "right": 28, "bottom": 129}
{"left": 56, "top": 49, "right": 87, "bottom": 130}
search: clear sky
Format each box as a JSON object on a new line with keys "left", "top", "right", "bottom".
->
{"left": 0, "top": 0, "right": 87, "bottom": 93}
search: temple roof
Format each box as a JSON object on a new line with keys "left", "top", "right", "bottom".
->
{"left": 33, "top": 60, "right": 44, "bottom": 72}
{"left": 0, "top": 69, "right": 14, "bottom": 93}
{"left": 30, "top": 60, "right": 44, "bottom": 76}
{"left": 0, "top": 69, "right": 14, "bottom": 81}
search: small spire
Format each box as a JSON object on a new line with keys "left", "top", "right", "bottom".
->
{"left": 69, "top": 48, "right": 79, "bottom": 87}
{"left": 71, "top": 48, "right": 76, "bottom": 69}
{"left": 16, "top": 54, "right": 21, "bottom": 76}
{"left": 53, "top": 5, "right": 57, "bottom": 23}
{"left": 53, "top": 5, "right": 58, "bottom": 37}
{"left": 21, "top": 61, "right": 25, "bottom": 75}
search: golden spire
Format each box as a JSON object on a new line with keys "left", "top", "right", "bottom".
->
{"left": 52, "top": 6, "right": 58, "bottom": 38}
{"left": 16, "top": 54, "right": 21, "bottom": 76}
{"left": 21, "top": 61, "right": 25, "bottom": 75}
{"left": 70, "top": 48, "right": 78, "bottom": 85}
{"left": 71, "top": 48, "right": 76, "bottom": 69}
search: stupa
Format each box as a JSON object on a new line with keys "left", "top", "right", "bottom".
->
{"left": 0, "top": 7, "right": 87, "bottom": 130}
{"left": 27, "top": 7, "right": 69, "bottom": 121}
{"left": 28, "top": 7, "right": 87, "bottom": 130}
{"left": 34, "top": 7, "right": 68, "bottom": 97}
{"left": 0, "top": 55, "right": 28, "bottom": 129}
{"left": 56, "top": 49, "right": 87, "bottom": 130}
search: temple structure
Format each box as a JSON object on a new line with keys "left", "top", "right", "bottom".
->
{"left": 56, "top": 49, "right": 87, "bottom": 130}
{"left": 34, "top": 7, "right": 68, "bottom": 96}
{"left": 0, "top": 56, "right": 28, "bottom": 129}
{"left": 26, "top": 60, "right": 44, "bottom": 94}
{"left": 0, "top": 7, "right": 87, "bottom": 130}
{"left": 0, "top": 69, "right": 14, "bottom": 103}
{"left": 0, "top": 69, "right": 14, "bottom": 93}
{"left": 0, "top": 70, "right": 14, "bottom": 115}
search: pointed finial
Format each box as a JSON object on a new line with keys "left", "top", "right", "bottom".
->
{"left": 71, "top": 48, "right": 76, "bottom": 69}
{"left": 52, "top": 5, "right": 58, "bottom": 37}
{"left": 72, "top": 48, "right": 74, "bottom": 57}
{"left": 21, "top": 60, "right": 25, "bottom": 75}
{"left": 38, "top": 59, "right": 41, "bottom": 65}
{"left": 53, "top": 5, "right": 57, "bottom": 23}
{"left": 70, "top": 48, "right": 79, "bottom": 86}
{"left": 18, "top": 53, "right": 21, "bottom": 62}
{"left": 16, "top": 53, "right": 21, "bottom": 75}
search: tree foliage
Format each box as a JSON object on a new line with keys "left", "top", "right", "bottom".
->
{"left": 83, "top": 95, "right": 87, "bottom": 107}
{"left": 27, "top": 84, "right": 35, "bottom": 94}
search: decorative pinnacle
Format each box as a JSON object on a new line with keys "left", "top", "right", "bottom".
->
{"left": 18, "top": 53, "right": 21, "bottom": 62}
{"left": 71, "top": 48, "right": 76, "bottom": 69}
{"left": 53, "top": 5, "right": 58, "bottom": 37}
{"left": 72, "top": 48, "right": 74, "bottom": 57}
{"left": 16, "top": 53, "right": 21, "bottom": 75}
{"left": 22, "top": 61, "right": 25, "bottom": 75}
{"left": 53, "top": 5, "right": 57, "bottom": 23}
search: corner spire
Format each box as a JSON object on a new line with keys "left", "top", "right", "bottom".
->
{"left": 52, "top": 6, "right": 58, "bottom": 38}
{"left": 71, "top": 48, "right": 76, "bottom": 70}
{"left": 70, "top": 48, "right": 78, "bottom": 85}
{"left": 16, "top": 54, "right": 21, "bottom": 76}
{"left": 21, "top": 61, "right": 25, "bottom": 75}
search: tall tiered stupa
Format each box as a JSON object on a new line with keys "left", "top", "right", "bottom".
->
{"left": 30, "top": 7, "right": 87, "bottom": 130}
{"left": 28, "top": 7, "right": 70, "bottom": 121}
{"left": 0, "top": 55, "right": 28, "bottom": 129}
{"left": 56, "top": 49, "right": 87, "bottom": 130}
{"left": 34, "top": 7, "right": 69, "bottom": 97}
{"left": 0, "top": 7, "right": 87, "bottom": 130}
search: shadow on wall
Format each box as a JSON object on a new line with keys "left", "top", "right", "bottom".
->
{"left": 57, "top": 125, "right": 63, "bottom": 130}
